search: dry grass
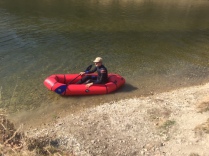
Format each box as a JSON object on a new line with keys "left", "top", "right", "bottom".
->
{"left": 0, "top": 109, "right": 24, "bottom": 155}
{"left": 0, "top": 109, "right": 72, "bottom": 156}
{"left": 194, "top": 118, "right": 209, "bottom": 137}
{"left": 195, "top": 99, "right": 209, "bottom": 136}
{"left": 147, "top": 107, "right": 172, "bottom": 127}
{"left": 196, "top": 101, "right": 209, "bottom": 113}
{"left": 189, "top": 153, "right": 200, "bottom": 156}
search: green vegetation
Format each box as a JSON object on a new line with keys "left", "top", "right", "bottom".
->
{"left": 159, "top": 120, "right": 176, "bottom": 130}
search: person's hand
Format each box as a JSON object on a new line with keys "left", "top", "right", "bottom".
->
{"left": 79, "top": 72, "right": 85, "bottom": 75}
{"left": 86, "top": 82, "right": 93, "bottom": 88}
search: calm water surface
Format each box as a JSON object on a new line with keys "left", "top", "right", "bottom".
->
{"left": 0, "top": 0, "right": 209, "bottom": 121}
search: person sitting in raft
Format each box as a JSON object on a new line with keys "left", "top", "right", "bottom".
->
{"left": 76, "top": 57, "right": 108, "bottom": 88}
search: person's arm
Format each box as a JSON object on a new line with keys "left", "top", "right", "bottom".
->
{"left": 85, "top": 67, "right": 97, "bottom": 74}
{"left": 80, "top": 67, "right": 97, "bottom": 75}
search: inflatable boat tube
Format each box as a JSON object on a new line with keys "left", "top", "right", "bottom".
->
{"left": 44, "top": 74, "right": 125, "bottom": 95}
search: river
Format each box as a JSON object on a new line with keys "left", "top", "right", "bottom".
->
{"left": 0, "top": 0, "right": 209, "bottom": 122}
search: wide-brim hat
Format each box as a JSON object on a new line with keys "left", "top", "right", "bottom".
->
{"left": 93, "top": 57, "right": 103, "bottom": 63}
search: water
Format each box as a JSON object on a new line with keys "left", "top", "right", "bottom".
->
{"left": 0, "top": 0, "right": 209, "bottom": 120}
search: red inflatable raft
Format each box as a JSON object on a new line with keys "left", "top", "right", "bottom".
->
{"left": 44, "top": 74, "right": 125, "bottom": 95}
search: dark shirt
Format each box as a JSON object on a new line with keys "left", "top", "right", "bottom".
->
{"left": 85, "top": 65, "right": 108, "bottom": 84}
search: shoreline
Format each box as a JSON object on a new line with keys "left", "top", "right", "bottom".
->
{"left": 1, "top": 82, "right": 209, "bottom": 155}
{"left": 28, "top": 83, "right": 209, "bottom": 155}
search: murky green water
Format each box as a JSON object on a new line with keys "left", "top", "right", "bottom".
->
{"left": 1, "top": 0, "right": 209, "bottom": 119}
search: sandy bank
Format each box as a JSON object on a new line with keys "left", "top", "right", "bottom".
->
{"left": 2, "top": 82, "right": 209, "bottom": 155}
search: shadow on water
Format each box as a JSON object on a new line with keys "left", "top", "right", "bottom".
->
{"left": 116, "top": 83, "right": 138, "bottom": 93}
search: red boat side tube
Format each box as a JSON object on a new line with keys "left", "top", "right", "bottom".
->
{"left": 44, "top": 74, "right": 125, "bottom": 95}
{"left": 44, "top": 75, "right": 67, "bottom": 94}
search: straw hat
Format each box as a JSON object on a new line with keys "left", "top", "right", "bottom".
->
{"left": 93, "top": 57, "right": 103, "bottom": 63}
